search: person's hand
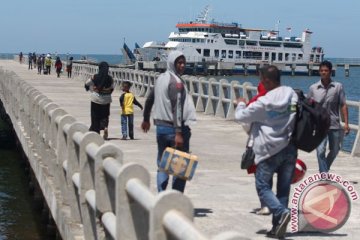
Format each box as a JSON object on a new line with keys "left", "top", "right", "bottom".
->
{"left": 344, "top": 123, "right": 350, "bottom": 135}
{"left": 233, "top": 97, "right": 247, "bottom": 107}
{"left": 141, "top": 121, "right": 150, "bottom": 133}
{"left": 175, "top": 132, "right": 184, "bottom": 148}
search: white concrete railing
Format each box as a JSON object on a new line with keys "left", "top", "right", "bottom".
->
{"left": 0, "top": 69, "right": 245, "bottom": 240}
{"left": 72, "top": 63, "right": 360, "bottom": 157}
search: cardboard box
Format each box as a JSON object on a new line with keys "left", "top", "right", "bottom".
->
{"left": 159, "top": 147, "right": 198, "bottom": 181}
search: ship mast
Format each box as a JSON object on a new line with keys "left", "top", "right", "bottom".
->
{"left": 195, "top": 5, "right": 210, "bottom": 23}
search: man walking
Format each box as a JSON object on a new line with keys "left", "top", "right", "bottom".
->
{"left": 308, "top": 60, "right": 350, "bottom": 173}
{"left": 141, "top": 50, "right": 196, "bottom": 193}
{"left": 235, "top": 65, "right": 298, "bottom": 238}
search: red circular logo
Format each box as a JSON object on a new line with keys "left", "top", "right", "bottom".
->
{"left": 300, "top": 181, "right": 351, "bottom": 232}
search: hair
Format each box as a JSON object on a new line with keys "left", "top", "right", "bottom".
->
{"left": 260, "top": 65, "right": 281, "bottom": 84}
{"left": 93, "top": 61, "right": 113, "bottom": 89}
{"left": 319, "top": 60, "right": 332, "bottom": 71}
{"left": 122, "top": 81, "right": 132, "bottom": 88}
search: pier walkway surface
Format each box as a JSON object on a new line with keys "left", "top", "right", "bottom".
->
{"left": 1, "top": 59, "right": 360, "bottom": 239}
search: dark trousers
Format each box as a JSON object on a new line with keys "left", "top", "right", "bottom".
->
{"left": 89, "top": 102, "right": 110, "bottom": 133}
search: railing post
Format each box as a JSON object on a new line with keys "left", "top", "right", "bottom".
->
{"left": 205, "top": 78, "right": 216, "bottom": 115}
{"left": 79, "top": 132, "right": 104, "bottom": 240}
{"left": 66, "top": 122, "right": 89, "bottom": 222}
{"left": 215, "top": 79, "right": 228, "bottom": 118}
{"left": 116, "top": 163, "right": 151, "bottom": 239}
{"left": 150, "top": 191, "right": 194, "bottom": 240}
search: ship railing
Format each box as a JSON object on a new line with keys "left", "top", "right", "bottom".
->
{"left": 328, "top": 58, "right": 360, "bottom": 65}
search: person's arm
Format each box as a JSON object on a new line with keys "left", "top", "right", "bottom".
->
{"left": 339, "top": 85, "right": 350, "bottom": 135}
{"left": 341, "top": 104, "right": 350, "bottom": 135}
{"left": 133, "top": 97, "right": 143, "bottom": 110}
{"left": 119, "top": 93, "right": 125, "bottom": 108}
{"left": 235, "top": 98, "right": 267, "bottom": 123}
{"left": 141, "top": 89, "right": 154, "bottom": 132}
{"left": 168, "top": 79, "right": 184, "bottom": 147}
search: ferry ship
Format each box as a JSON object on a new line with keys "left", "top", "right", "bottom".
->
{"left": 133, "top": 6, "right": 324, "bottom": 75}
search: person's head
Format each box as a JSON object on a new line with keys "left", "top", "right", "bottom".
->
{"left": 98, "top": 61, "right": 109, "bottom": 75}
{"left": 319, "top": 60, "right": 332, "bottom": 82}
{"left": 122, "top": 81, "right": 132, "bottom": 92}
{"left": 166, "top": 50, "right": 186, "bottom": 76}
{"left": 56, "top": 56, "right": 60, "bottom": 61}
{"left": 93, "top": 61, "right": 112, "bottom": 88}
{"left": 69, "top": 56, "right": 73, "bottom": 60}
{"left": 259, "top": 65, "right": 281, "bottom": 91}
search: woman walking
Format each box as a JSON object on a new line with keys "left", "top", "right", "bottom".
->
{"left": 85, "top": 61, "right": 114, "bottom": 139}
{"left": 54, "top": 57, "right": 63, "bottom": 77}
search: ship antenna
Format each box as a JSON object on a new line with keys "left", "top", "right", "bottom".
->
{"left": 196, "top": 5, "right": 210, "bottom": 23}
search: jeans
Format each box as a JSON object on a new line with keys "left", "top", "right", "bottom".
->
{"left": 316, "top": 129, "right": 343, "bottom": 173}
{"left": 255, "top": 144, "right": 297, "bottom": 227}
{"left": 121, "top": 114, "right": 134, "bottom": 139}
{"left": 156, "top": 125, "right": 191, "bottom": 193}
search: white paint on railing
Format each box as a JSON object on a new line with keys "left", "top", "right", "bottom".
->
{"left": 102, "top": 212, "right": 117, "bottom": 239}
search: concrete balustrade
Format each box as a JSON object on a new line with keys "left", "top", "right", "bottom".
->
{"left": 71, "top": 62, "right": 360, "bottom": 157}
{"left": 0, "top": 68, "right": 247, "bottom": 239}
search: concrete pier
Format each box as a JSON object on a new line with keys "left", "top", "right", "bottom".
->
{"left": 1, "top": 59, "right": 360, "bottom": 239}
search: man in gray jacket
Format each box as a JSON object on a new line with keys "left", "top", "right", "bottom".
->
{"left": 235, "top": 65, "right": 298, "bottom": 238}
{"left": 141, "top": 50, "right": 196, "bottom": 193}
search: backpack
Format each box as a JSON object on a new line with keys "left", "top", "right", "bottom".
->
{"left": 292, "top": 89, "right": 330, "bottom": 152}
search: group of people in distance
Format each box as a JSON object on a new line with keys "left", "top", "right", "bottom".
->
{"left": 19, "top": 51, "right": 73, "bottom": 78}
{"left": 85, "top": 51, "right": 349, "bottom": 239}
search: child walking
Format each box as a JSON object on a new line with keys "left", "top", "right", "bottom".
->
{"left": 119, "top": 81, "right": 143, "bottom": 140}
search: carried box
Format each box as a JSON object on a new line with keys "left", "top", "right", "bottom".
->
{"left": 159, "top": 147, "right": 198, "bottom": 181}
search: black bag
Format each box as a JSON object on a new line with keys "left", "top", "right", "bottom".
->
{"left": 241, "top": 147, "right": 255, "bottom": 169}
{"left": 292, "top": 90, "right": 330, "bottom": 152}
{"left": 241, "top": 125, "right": 255, "bottom": 169}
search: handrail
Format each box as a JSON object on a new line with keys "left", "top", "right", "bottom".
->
{"left": 70, "top": 63, "right": 360, "bottom": 157}
{"left": 0, "top": 68, "right": 245, "bottom": 240}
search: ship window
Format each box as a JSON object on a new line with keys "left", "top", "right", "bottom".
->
{"left": 221, "top": 50, "right": 226, "bottom": 58}
{"left": 243, "top": 51, "right": 262, "bottom": 60}
{"left": 278, "top": 53, "right": 283, "bottom": 61}
{"left": 246, "top": 41, "right": 257, "bottom": 46}
{"left": 201, "top": 39, "right": 205, "bottom": 43}
{"left": 285, "top": 53, "right": 289, "bottom": 61}
{"left": 225, "top": 39, "right": 238, "bottom": 45}
{"left": 298, "top": 54, "right": 303, "bottom": 60}
{"left": 214, "top": 50, "right": 219, "bottom": 58}
{"left": 192, "top": 39, "right": 196, "bottom": 43}
{"left": 272, "top": 53, "right": 276, "bottom": 61}
{"left": 292, "top": 53, "right": 296, "bottom": 61}
{"left": 264, "top": 52, "right": 269, "bottom": 60}
{"left": 204, "top": 49, "right": 210, "bottom": 57}
{"left": 228, "top": 50, "right": 233, "bottom": 58}
{"left": 235, "top": 51, "right": 241, "bottom": 58}
{"left": 239, "top": 40, "right": 245, "bottom": 46}
{"left": 196, "top": 49, "right": 201, "bottom": 54}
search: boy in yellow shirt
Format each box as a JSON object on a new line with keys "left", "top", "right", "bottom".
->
{"left": 120, "top": 81, "right": 143, "bottom": 140}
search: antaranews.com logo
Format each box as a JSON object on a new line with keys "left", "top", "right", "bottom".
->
{"left": 290, "top": 172, "right": 358, "bottom": 233}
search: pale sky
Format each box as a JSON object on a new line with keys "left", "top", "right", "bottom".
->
{"left": 1, "top": 0, "right": 359, "bottom": 57}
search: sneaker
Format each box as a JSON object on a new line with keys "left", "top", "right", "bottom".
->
{"left": 256, "top": 206, "right": 271, "bottom": 215}
{"left": 266, "top": 227, "right": 276, "bottom": 238}
{"left": 274, "top": 210, "right": 291, "bottom": 239}
{"left": 121, "top": 136, "right": 127, "bottom": 140}
{"left": 103, "top": 128, "right": 108, "bottom": 140}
